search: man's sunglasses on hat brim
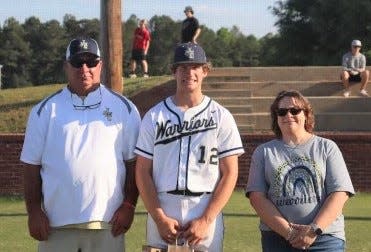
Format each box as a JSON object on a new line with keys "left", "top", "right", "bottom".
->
{"left": 69, "top": 56, "right": 100, "bottom": 68}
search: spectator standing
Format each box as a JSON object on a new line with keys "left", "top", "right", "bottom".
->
{"left": 181, "top": 6, "right": 201, "bottom": 43}
{"left": 246, "top": 90, "right": 355, "bottom": 252}
{"left": 341, "top": 39, "right": 370, "bottom": 97}
{"left": 135, "top": 43, "right": 244, "bottom": 251}
{"left": 21, "top": 37, "right": 141, "bottom": 252}
{"left": 129, "top": 19, "right": 151, "bottom": 78}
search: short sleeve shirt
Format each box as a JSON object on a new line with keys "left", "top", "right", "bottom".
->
{"left": 246, "top": 135, "right": 354, "bottom": 240}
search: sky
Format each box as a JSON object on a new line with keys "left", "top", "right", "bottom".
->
{"left": 0, "top": 0, "right": 278, "bottom": 38}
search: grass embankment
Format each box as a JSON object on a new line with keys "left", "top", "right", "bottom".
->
{"left": 0, "top": 76, "right": 172, "bottom": 133}
{"left": 1, "top": 191, "right": 370, "bottom": 251}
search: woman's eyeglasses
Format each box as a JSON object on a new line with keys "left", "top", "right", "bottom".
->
{"left": 69, "top": 58, "right": 100, "bottom": 68}
{"left": 277, "top": 107, "right": 303, "bottom": 117}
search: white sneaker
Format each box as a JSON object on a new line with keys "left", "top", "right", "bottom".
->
{"left": 343, "top": 90, "right": 350, "bottom": 97}
{"left": 360, "top": 89, "right": 369, "bottom": 97}
{"left": 129, "top": 73, "right": 137, "bottom": 79}
{"left": 143, "top": 74, "right": 149, "bottom": 78}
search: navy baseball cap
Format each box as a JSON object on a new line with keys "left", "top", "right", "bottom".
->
{"left": 66, "top": 37, "right": 101, "bottom": 60}
{"left": 173, "top": 43, "right": 207, "bottom": 66}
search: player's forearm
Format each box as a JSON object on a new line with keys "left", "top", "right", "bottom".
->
{"left": 135, "top": 156, "right": 164, "bottom": 221}
{"left": 201, "top": 155, "right": 238, "bottom": 223}
{"left": 123, "top": 159, "right": 139, "bottom": 206}
{"left": 23, "top": 164, "right": 43, "bottom": 213}
{"left": 138, "top": 178, "right": 165, "bottom": 222}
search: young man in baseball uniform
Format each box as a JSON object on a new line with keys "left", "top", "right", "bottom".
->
{"left": 21, "top": 37, "right": 141, "bottom": 252}
{"left": 135, "top": 43, "right": 245, "bottom": 251}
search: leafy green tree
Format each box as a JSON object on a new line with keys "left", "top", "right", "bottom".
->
{"left": 271, "top": 0, "right": 371, "bottom": 65}
{"left": 24, "top": 18, "right": 66, "bottom": 85}
{"left": 0, "top": 18, "right": 31, "bottom": 88}
{"left": 147, "top": 15, "right": 180, "bottom": 75}
{"left": 259, "top": 33, "right": 280, "bottom": 66}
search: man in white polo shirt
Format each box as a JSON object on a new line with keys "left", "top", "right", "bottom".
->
{"left": 20, "top": 37, "right": 141, "bottom": 252}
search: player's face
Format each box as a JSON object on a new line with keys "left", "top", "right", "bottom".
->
{"left": 277, "top": 96, "right": 306, "bottom": 135}
{"left": 174, "top": 64, "right": 207, "bottom": 93}
{"left": 65, "top": 53, "right": 102, "bottom": 96}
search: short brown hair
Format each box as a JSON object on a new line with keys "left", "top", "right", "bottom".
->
{"left": 170, "top": 62, "right": 212, "bottom": 74}
{"left": 270, "top": 90, "right": 315, "bottom": 138}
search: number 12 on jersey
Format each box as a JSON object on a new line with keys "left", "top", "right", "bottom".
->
{"left": 198, "top": 145, "right": 218, "bottom": 165}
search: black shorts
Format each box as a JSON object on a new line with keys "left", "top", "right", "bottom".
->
{"left": 341, "top": 71, "right": 362, "bottom": 82}
{"left": 349, "top": 73, "right": 362, "bottom": 82}
{"left": 131, "top": 49, "right": 147, "bottom": 61}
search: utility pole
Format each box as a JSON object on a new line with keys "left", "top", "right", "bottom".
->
{"left": 100, "top": 0, "right": 123, "bottom": 94}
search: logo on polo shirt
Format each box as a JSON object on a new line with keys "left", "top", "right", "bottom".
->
{"left": 103, "top": 107, "right": 112, "bottom": 121}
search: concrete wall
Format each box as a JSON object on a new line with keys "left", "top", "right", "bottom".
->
{"left": 1, "top": 133, "right": 370, "bottom": 196}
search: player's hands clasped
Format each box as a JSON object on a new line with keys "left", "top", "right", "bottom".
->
{"left": 182, "top": 216, "right": 210, "bottom": 246}
{"left": 156, "top": 215, "right": 181, "bottom": 244}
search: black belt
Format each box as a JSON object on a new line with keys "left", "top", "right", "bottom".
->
{"left": 167, "top": 189, "right": 211, "bottom": 197}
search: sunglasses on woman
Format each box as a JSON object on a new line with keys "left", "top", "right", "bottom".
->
{"left": 277, "top": 107, "right": 303, "bottom": 117}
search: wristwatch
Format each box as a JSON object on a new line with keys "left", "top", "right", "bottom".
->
{"left": 309, "top": 223, "right": 323, "bottom": 235}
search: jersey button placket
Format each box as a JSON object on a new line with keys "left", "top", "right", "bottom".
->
{"left": 178, "top": 136, "right": 188, "bottom": 189}
{"left": 178, "top": 115, "right": 189, "bottom": 190}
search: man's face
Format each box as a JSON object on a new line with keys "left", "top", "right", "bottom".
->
{"left": 65, "top": 53, "right": 102, "bottom": 96}
{"left": 351, "top": 46, "right": 361, "bottom": 54}
{"left": 174, "top": 63, "right": 208, "bottom": 93}
{"left": 185, "top": 11, "right": 193, "bottom": 17}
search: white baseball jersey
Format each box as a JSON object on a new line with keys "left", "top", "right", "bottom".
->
{"left": 135, "top": 95, "right": 244, "bottom": 193}
{"left": 20, "top": 84, "right": 141, "bottom": 227}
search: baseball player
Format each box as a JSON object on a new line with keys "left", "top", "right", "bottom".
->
{"left": 135, "top": 43, "right": 245, "bottom": 251}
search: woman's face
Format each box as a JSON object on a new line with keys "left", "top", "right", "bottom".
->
{"left": 277, "top": 96, "right": 306, "bottom": 135}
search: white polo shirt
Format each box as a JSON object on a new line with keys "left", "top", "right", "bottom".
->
{"left": 20, "top": 85, "right": 141, "bottom": 227}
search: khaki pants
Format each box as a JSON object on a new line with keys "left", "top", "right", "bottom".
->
{"left": 38, "top": 228, "right": 124, "bottom": 252}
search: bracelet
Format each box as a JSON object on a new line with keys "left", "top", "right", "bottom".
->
{"left": 122, "top": 201, "right": 136, "bottom": 210}
{"left": 286, "top": 226, "right": 294, "bottom": 241}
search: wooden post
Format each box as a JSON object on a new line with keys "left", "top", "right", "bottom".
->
{"left": 100, "top": 0, "right": 123, "bottom": 93}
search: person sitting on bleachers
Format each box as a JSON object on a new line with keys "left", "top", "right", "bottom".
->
{"left": 340, "top": 39, "right": 370, "bottom": 97}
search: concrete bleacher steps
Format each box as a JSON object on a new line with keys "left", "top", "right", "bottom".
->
{"left": 233, "top": 112, "right": 371, "bottom": 131}
{"left": 203, "top": 66, "right": 371, "bottom": 133}
{"left": 206, "top": 66, "right": 343, "bottom": 81}
{"left": 203, "top": 81, "right": 346, "bottom": 97}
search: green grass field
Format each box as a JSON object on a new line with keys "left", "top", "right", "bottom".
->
{"left": 1, "top": 191, "right": 370, "bottom": 252}
{"left": 0, "top": 77, "right": 171, "bottom": 133}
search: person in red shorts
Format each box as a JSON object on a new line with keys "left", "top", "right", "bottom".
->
{"left": 129, "top": 19, "right": 151, "bottom": 78}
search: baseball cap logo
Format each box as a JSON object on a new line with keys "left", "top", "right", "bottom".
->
{"left": 80, "top": 40, "right": 89, "bottom": 50}
{"left": 185, "top": 47, "right": 194, "bottom": 60}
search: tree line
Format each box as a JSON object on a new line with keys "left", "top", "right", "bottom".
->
{"left": 1, "top": 0, "right": 371, "bottom": 88}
